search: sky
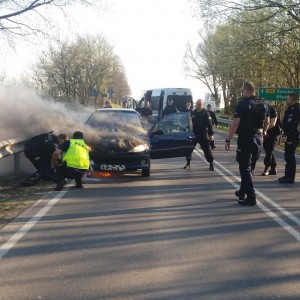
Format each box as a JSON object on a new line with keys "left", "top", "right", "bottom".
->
{"left": 1, "top": 0, "right": 206, "bottom": 100}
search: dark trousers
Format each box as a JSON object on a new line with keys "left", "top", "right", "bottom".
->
{"left": 196, "top": 134, "right": 214, "bottom": 164}
{"left": 284, "top": 138, "right": 299, "bottom": 180}
{"left": 24, "top": 150, "right": 53, "bottom": 177}
{"left": 52, "top": 166, "right": 86, "bottom": 184}
{"left": 263, "top": 135, "right": 278, "bottom": 169}
{"left": 236, "top": 133, "right": 262, "bottom": 198}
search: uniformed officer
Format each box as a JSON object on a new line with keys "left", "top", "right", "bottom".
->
{"left": 51, "top": 131, "right": 90, "bottom": 191}
{"left": 181, "top": 101, "right": 193, "bottom": 168}
{"left": 262, "top": 103, "right": 281, "bottom": 176}
{"left": 189, "top": 99, "right": 215, "bottom": 171}
{"left": 207, "top": 104, "right": 218, "bottom": 149}
{"left": 162, "top": 98, "right": 178, "bottom": 118}
{"left": 278, "top": 92, "right": 300, "bottom": 183}
{"left": 225, "top": 82, "right": 270, "bottom": 206}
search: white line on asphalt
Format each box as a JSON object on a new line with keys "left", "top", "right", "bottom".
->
{"left": 194, "top": 148, "right": 300, "bottom": 242}
{"left": 0, "top": 189, "right": 68, "bottom": 260}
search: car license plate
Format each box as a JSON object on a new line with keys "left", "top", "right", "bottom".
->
{"left": 100, "top": 164, "right": 125, "bottom": 171}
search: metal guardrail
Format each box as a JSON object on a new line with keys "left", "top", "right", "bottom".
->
{"left": 217, "top": 118, "right": 232, "bottom": 128}
{"left": 0, "top": 138, "right": 27, "bottom": 177}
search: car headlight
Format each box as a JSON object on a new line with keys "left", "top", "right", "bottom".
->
{"left": 129, "top": 144, "right": 148, "bottom": 153}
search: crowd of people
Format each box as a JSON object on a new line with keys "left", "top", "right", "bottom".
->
{"left": 22, "top": 82, "right": 299, "bottom": 202}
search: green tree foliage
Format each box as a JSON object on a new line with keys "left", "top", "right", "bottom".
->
{"left": 186, "top": 1, "right": 300, "bottom": 114}
{"left": 29, "top": 35, "right": 130, "bottom": 106}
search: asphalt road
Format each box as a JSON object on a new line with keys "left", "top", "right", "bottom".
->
{"left": 1, "top": 132, "right": 300, "bottom": 299}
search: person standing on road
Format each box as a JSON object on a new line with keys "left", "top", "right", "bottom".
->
{"left": 51, "top": 131, "right": 90, "bottom": 191}
{"left": 225, "top": 82, "right": 270, "bottom": 206}
{"left": 188, "top": 99, "right": 215, "bottom": 171}
{"left": 262, "top": 103, "right": 281, "bottom": 176}
{"left": 207, "top": 104, "right": 218, "bottom": 149}
{"left": 278, "top": 92, "right": 300, "bottom": 183}
{"left": 181, "top": 101, "right": 193, "bottom": 168}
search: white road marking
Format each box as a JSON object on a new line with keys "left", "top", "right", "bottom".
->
{"left": 194, "top": 148, "right": 300, "bottom": 242}
{"left": 0, "top": 189, "right": 69, "bottom": 259}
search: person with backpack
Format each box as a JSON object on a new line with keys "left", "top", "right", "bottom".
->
{"left": 261, "top": 103, "right": 281, "bottom": 176}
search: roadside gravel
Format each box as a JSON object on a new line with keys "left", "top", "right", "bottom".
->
{"left": 0, "top": 176, "right": 53, "bottom": 230}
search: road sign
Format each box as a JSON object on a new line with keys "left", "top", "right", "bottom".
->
{"left": 258, "top": 87, "right": 300, "bottom": 101}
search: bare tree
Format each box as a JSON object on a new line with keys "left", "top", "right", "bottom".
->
{"left": 28, "top": 34, "right": 130, "bottom": 107}
{"left": 0, "top": 0, "right": 103, "bottom": 43}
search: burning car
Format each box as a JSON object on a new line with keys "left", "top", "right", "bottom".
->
{"left": 85, "top": 108, "right": 151, "bottom": 177}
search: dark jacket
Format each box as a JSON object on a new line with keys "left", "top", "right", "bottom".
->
{"left": 162, "top": 105, "right": 177, "bottom": 118}
{"left": 282, "top": 103, "right": 300, "bottom": 140}
{"left": 191, "top": 109, "right": 213, "bottom": 137}
{"left": 235, "top": 96, "right": 269, "bottom": 135}
{"left": 208, "top": 110, "right": 218, "bottom": 126}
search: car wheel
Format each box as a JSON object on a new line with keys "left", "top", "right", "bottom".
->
{"left": 142, "top": 168, "right": 150, "bottom": 177}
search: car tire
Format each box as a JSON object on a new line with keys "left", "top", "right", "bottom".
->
{"left": 142, "top": 168, "right": 150, "bottom": 177}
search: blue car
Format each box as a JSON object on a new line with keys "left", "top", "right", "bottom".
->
{"left": 149, "top": 112, "right": 196, "bottom": 159}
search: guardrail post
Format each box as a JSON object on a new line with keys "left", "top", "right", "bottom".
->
{"left": 14, "top": 153, "right": 21, "bottom": 178}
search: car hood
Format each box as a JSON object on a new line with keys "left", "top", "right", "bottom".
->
{"left": 87, "top": 130, "right": 149, "bottom": 154}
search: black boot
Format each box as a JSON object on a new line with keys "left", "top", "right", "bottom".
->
{"left": 268, "top": 167, "right": 277, "bottom": 175}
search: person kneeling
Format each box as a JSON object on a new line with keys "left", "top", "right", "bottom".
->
{"left": 51, "top": 131, "right": 90, "bottom": 191}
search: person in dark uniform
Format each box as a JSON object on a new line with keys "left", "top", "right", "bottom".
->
{"left": 162, "top": 98, "right": 178, "bottom": 118}
{"left": 278, "top": 92, "right": 300, "bottom": 183}
{"left": 262, "top": 103, "right": 281, "bottom": 176}
{"left": 207, "top": 104, "right": 218, "bottom": 149}
{"left": 188, "top": 99, "right": 215, "bottom": 171}
{"left": 140, "top": 100, "right": 153, "bottom": 118}
{"left": 225, "top": 82, "right": 270, "bottom": 206}
{"left": 181, "top": 101, "right": 193, "bottom": 168}
{"left": 22, "top": 132, "right": 67, "bottom": 186}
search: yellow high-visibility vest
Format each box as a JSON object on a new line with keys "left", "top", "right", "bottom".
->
{"left": 62, "top": 139, "right": 90, "bottom": 169}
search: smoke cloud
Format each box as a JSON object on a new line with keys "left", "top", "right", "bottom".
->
{"left": 0, "top": 84, "right": 94, "bottom": 141}
{"left": 0, "top": 84, "right": 148, "bottom": 150}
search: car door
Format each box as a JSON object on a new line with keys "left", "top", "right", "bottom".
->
{"left": 149, "top": 112, "right": 196, "bottom": 159}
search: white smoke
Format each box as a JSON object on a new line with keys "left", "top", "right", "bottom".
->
{"left": 0, "top": 83, "right": 94, "bottom": 140}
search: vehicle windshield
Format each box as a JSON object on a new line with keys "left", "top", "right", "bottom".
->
{"left": 151, "top": 112, "right": 190, "bottom": 134}
{"left": 86, "top": 110, "right": 144, "bottom": 132}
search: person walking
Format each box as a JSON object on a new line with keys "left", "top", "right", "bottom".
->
{"left": 51, "top": 131, "right": 90, "bottom": 191}
{"left": 188, "top": 99, "right": 215, "bottom": 171}
{"left": 207, "top": 104, "right": 218, "bottom": 149}
{"left": 278, "top": 92, "right": 300, "bottom": 183}
{"left": 262, "top": 103, "right": 281, "bottom": 176}
{"left": 225, "top": 82, "right": 270, "bottom": 206}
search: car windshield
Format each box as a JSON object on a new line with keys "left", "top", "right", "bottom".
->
{"left": 86, "top": 110, "right": 144, "bottom": 132}
{"left": 153, "top": 112, "right": 189, "bottom": 134}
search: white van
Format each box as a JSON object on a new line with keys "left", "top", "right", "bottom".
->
{"left": 139, "top": 88, "right": 193, "bottom": 119}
